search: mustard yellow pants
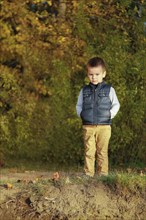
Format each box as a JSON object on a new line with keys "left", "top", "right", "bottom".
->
{"left": 83, "top": 125, "right": 111, "bottom": 177}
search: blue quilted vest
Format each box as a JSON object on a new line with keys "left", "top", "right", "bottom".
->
{"left": 80, "top": 81, "right": 112, "bottom": 125}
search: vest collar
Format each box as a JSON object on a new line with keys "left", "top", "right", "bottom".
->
{"left": 89, "top": 81, "right": 106, "bottom": 89}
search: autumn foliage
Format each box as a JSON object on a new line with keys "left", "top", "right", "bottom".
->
{"left": 0, "top": 0, "right": 146, "bottom": 166}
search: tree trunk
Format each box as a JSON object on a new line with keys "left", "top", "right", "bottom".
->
{"left": 58, "top": 0, "right": 66, "bottom": 18}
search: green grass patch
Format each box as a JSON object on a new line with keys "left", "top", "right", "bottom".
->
{"left": 99, "top": 172, "right": 146, "bottom": 193}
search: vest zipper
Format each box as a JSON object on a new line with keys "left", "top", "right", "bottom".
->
{"left": 93, "top": 88, "right": 96, "bottom": 124}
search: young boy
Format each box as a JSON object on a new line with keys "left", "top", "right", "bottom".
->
{"left": 76, "top": 57, "right": 120, "bottom": 177}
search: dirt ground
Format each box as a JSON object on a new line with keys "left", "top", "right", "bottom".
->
{"left": 0, "top": 170, "right": 146, "bottom": 220}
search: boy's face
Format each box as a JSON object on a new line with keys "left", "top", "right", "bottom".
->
{"left": 87, "top": 65, "right": 106, "bottom": 85}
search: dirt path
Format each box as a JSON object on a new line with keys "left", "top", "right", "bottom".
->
{"left": 0, "top": 171, "right": 146, "bottom": 220}
{"left": 0, "top": 171, "right": 50, "bottom": 203}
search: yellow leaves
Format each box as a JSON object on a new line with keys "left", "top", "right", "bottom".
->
{"left": 16, "top": 26, "right": 21, "bottom": 32}
{"left": 133, "top": 6, "right": 138, "bottom": 13}
{"left": 58, "top": 36, "right": 66, "bottom": 43}
{"left": 123, "top": 31, "right": 128, "bottom": 36}
{"left": 70, "top": 38, "right": 86, "bottom": 53}
{"left": 38, "top": 23, "right": 47, "bottom": 32}
{"left": 0, "top": 116, "right": 10, "bottom": 137}
{"left": 55, "top": 22, "right": 72, "bottom": 36}
{"left": 33, "top": 0, "right": 52, "bottom": 6}
{"left": 53, "top": 21, "right": 73, "bottom": 48}
{"left": 72, "top": 0, "right": 79, "bottom": 9}
{"left": 83, "top": 1, "right": 100, "bottom": 16}
{"left": 0, "top": 66, "right": 18, "bottom": 91}
{"left": 48, "top": 24, "right": 54, "bottom": 31}
{"left": 75, "top": 64, "right": 82, "bottom": 70}
{"left": 33, "top": 0, "right": 40, "bottom": 3}
{"left": 34, "top": 80, "right": 50, "bottom": 96}
{"left": 47, "top": 0, "right": 52, "bottom": 6}
{"left": 0, "top": 22, "right": 11, "bottom": 38}
{"left": 0, "top": 101, "right": 3, "bottom": 107}
{"left": 33, "top": 0, "right": 43, "bottom": 3}
{"left": 15, "top": 34, "right": 27, "bottom": 44}
{"left": 34, "top": 80, "right": 44, "bottom": 91}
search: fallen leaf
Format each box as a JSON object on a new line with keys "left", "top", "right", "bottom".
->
{"left": 140, "top": 170, "right": 144, "bottom": 176}
{"left": 52, "top": 172, "right": 60, "bottom": 181}
{"left": 65, "top": 177, "right": 71, "bottom": 184}
{"left": 3, "top": 183, "right": 13, "bottom": 189}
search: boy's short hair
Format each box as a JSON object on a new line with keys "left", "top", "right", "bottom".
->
{"left": 87, "top": 57, "right": 106, "bottom": 71}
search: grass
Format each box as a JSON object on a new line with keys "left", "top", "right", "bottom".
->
{"left": 1, "top": 158, "right": 83, "bottom": 173}
{"left": 98, "top": 172, "right": 146, "bottom": 193}
{"left": 1, "top": 159, "right": 146, "bottom": 194}
{"left": 0, "top": 171, "right": 145, "bottom": 207}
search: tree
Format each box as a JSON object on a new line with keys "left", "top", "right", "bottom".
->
{"left": 0, "top": 0, "right": 146, "bottom": 165}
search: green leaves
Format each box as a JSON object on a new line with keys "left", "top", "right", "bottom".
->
{"left": 0, "top": 0, "right": 145, "bottom": 165}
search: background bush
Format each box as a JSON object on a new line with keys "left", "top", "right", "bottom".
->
{"left": 0, "top": 0, "right": 146, "bottom": 166}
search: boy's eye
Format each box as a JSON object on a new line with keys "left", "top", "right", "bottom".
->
{"left": 88, "top": 73, "right": 100, "bottom": 77}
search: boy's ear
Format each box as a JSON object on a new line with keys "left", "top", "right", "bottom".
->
{"left": 103, "top": 71, "right": 106, "bottom": 77}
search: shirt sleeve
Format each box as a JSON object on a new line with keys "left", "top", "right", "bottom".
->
{"left": 109, "top": 87, "right": 120, "bottom": 119}
{"left": 76, "top": 89, "right": 83, "bottom": 117}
